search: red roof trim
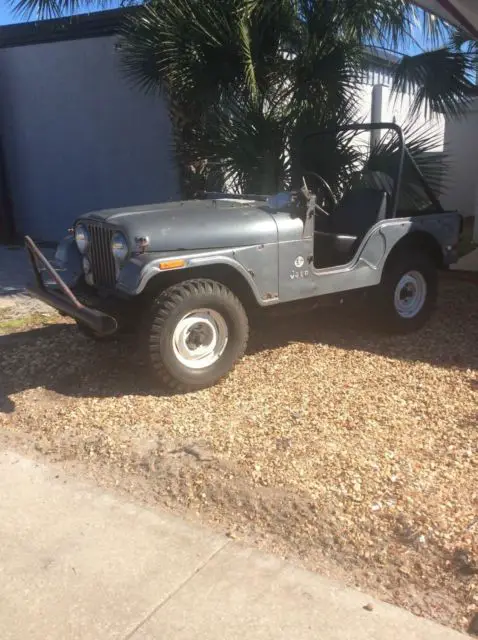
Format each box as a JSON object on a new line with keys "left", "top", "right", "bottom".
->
{"left": 435, "top": 0, "right": 478, "bottom": 39}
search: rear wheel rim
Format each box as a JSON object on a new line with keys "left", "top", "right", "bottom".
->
{"left": 393, "top": 270, "right": 427, "bottom": 319}
{"left": 172, "top": 308, "right": 229, "bottom": 370}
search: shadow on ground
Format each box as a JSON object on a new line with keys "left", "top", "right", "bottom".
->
{"left": 0, "top": 280, "right": 477, "bottom": 413}
{"left": 251, "top": 279, "right": 478, "bottom": 370}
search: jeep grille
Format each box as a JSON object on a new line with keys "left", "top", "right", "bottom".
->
{"left": 86, "top": 223, "right": 116, "bottom": 288}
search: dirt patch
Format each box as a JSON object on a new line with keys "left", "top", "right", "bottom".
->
{"left": 0, "top": 308, "right": 63, "bottom": 334}
{"left": 0, "top": 281, "right": 477, "bottom": 633}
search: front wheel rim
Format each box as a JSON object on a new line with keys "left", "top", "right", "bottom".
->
{"left": 172, "top": 308, "right": 229, "bottom": 370}
{"left": 393, "top": 270, "right": 427, "bottom": 319}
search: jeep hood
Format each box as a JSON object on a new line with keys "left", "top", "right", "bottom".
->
{"left": 79, "top": 199, "right": 278, "bottom": 252}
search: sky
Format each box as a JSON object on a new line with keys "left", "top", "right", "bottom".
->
{"left": 0, "top": 1, "right": 122, "bottom": 25}
{"left": 1, "top": 4, "right": 27, "bottom": 24}
{"left": 0, "top": 2, "right": 447, "bottom": 55}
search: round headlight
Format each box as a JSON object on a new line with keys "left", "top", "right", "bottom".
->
{"left": 75, "top": 224, "right": 89, "bottom": 254}
{"left": 111, "top": 232, "right": 128, "bottom": 262}
{"left": 82, "top": 256, "right": 91, "bottom": 274}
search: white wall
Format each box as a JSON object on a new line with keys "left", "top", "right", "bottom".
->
{"left": 0, "top": 35, "right": 180, "bottom": 242}
{"left": 442, "top": 98, "right": 478, "bottom": 219}
{"left": 354, "top": 82, "right": 445, "bottom": 152}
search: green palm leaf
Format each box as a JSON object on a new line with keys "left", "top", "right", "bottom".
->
{"left": 200, "top": 89, "right": 290, "bottom": 194}
{"left": 9, "top": 0, "right": 121, "bottom": 20}
{"left": 366, "top": 120, "right": 449, "bottom": 210}
{"left": 392, "top": 48, "right": 476, "bottom": 118}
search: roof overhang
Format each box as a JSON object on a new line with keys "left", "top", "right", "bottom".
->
{"left": 415, "top": 0, "right": 478, "bottom": 38}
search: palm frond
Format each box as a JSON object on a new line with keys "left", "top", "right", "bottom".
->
{"left": 237, "top": 16, "right": 258, "bottom": 102}
{"left": 201, "top": 89, "right": 289, "bottom": 194}
{"left": 119, "top": 0, "right": 472, "bottom": 200}
{"left": 366, "top": 121, "right": 448, "bottom": 210}
{"left": 289, "top": 99, "right": 364, "bottom": 195}
{"left": 119, "top": 5, "right": 168, "bottom": 94}
{"left": 8, "top": 0, "right": 116, "bottom": 20}
{"left": 333, "top": 0, "right": 412, "bottom": 48}
{"left": 283, "top": 2, "right": 363, "bottom": 113}
{"left": 412, "top": 5, "right": 453, "bottom": 48}
{"left": 392, "top": 48, "right": 476, "bottom": 118}
{"left": 121, "top": 0, "right": 245, "bottom": 105}
{"left": 449, "top": 27, "right": 478, "bottom": 58}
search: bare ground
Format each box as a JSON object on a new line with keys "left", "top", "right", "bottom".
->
{"left": 0, "top": 279, "right": 477, "bottom": 634}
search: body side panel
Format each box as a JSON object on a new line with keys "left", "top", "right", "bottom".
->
{"left": 57, "top": 210, "right": 460, "bottom": 307}
{"left": 274, "top": 213, "right": 316, "bottom": 299}
{"left": 278, "top": 212, "right": 461, "bottom": 302}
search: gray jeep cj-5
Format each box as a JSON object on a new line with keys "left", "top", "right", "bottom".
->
{"left": 26, "top": 123, "right": 462, "bottom": 391}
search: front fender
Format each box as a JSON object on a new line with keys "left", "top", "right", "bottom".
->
{"left": 116, "top": 249, "right": 270, "bottom": 305}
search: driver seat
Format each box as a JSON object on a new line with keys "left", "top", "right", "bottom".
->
{"left": 314, "top": 188, "right": 387, "bottom": 268}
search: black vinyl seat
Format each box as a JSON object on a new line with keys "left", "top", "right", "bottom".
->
{"left": 314, "top": 188, "right": 387, "bottom": 268}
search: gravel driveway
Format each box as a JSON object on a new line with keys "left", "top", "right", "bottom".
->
{"left": 0, "top": 277, "right": 476, "bottom": 633}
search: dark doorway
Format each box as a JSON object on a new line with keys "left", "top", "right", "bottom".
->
{"left": 0, "top": 136, "right": 15, "bottom": 243}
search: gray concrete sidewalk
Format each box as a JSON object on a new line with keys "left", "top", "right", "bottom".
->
{"left": 451, "top": 248, "right": 478, "bottom": 272}
{"left": 0, "top": 245, "right": 53, "bottom": 314}
{"left": 0, "top": 246, "right": 36, "bottom": 296}
{"left": 0, "top": 451, "right": 464, "bottom": 640}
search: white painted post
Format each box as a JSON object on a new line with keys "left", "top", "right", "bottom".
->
{"left": 370, "top": 85, "right": 383, "bottom": 148}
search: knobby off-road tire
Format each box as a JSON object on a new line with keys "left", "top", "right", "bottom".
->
{"left": 143, "top": 279, "right": 249, "bottom": 392}
{"left": 376, "top": 249, "right": 438, "bottom": 334}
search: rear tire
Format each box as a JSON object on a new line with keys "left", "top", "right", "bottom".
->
{"left": 376, "top": 250, "right": 437, "bottom": 334}
{"left": 143, "top": 279, "right": 249, "bottom": 392}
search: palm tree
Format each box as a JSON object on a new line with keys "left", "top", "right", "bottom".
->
{"left": 10, "top": 0, "right": 477, "bottom": 197}
{"left": 119, "top": 0, "right": 476, "bottom": 196}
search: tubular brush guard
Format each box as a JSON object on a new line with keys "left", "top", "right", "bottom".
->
{"left": 24, "top": 235, "right": 118, "bottom": 336}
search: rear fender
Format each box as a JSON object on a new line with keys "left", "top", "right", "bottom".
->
{"left": 359, "top": 212, "right": 461, "bottom": 271}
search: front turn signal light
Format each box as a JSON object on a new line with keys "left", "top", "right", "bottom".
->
{"left": 159, "top": 259, "right": 187, "bottom": 270}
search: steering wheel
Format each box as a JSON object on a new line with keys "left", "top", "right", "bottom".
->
{"left": 303, "top": 172, "right": 337, "bottom": 214}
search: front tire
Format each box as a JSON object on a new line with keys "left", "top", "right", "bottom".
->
{"left": 377, "top": 250, "right": 437, "bottom": 333}
{"left": 143, "top": 279, "right": 249, "bottom": 392}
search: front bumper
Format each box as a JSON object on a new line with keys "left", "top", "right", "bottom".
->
{"left": 25, "top": 236, "right": 118, "bottom": 336}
